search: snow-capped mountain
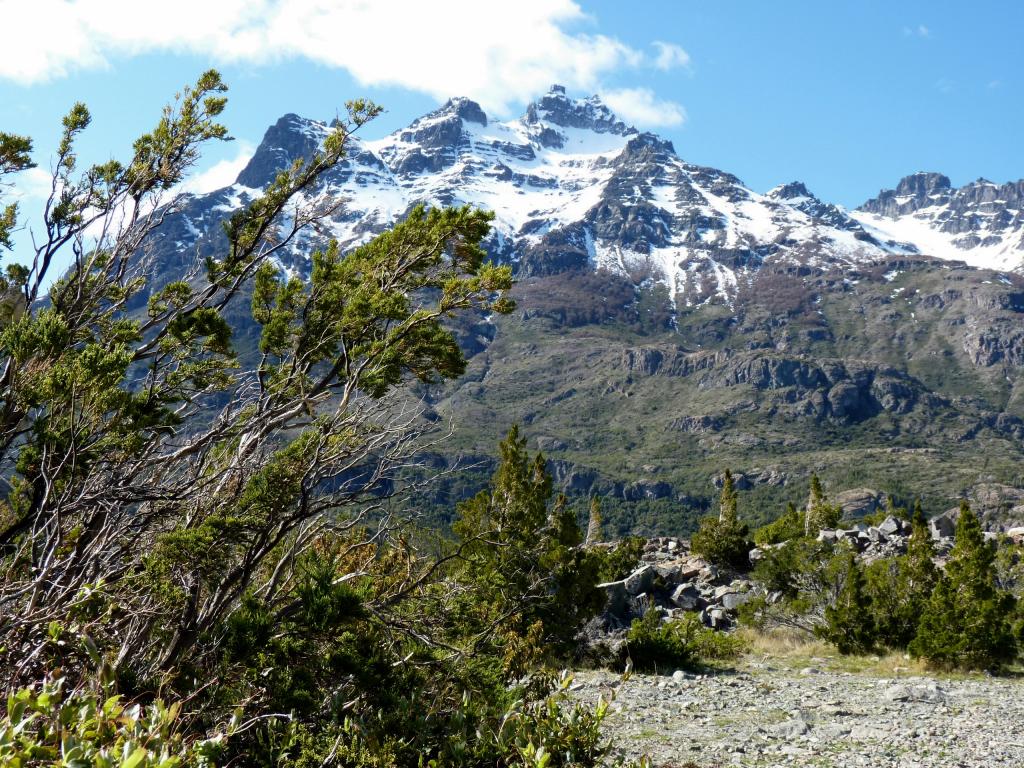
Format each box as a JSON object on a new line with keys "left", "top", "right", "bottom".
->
{"left": 157, "top": 86, "right": 1024, "bottom": 305}
{"left": 852, "top": 172, "right": 1024, "bottom": 272}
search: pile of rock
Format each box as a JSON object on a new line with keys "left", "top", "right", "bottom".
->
{"left": 813, "top": 515, "right": 918, "bottom": 562}
{"left": 597, "top": 537, "right": 755, "bottom": 632}
{"left": 593, "top": 513, "right": 1014, "bottom": 644}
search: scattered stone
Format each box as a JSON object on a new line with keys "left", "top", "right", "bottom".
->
{"left": 772, "top": 718, "right": 810, "bottom": 738}
{"left": 884, "top": 682, "right": 946, "bottom": 703}
{"left": 571, "top": 665, "right": 1024, "bottom": 767}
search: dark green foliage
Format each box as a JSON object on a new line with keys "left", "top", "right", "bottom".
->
{"left": 691, "top": 469, "right": 752, "bottom": 568}
{"left": 818, "top": 550, "right": 876, "bottom": 654}
{"left": 864, "top": 500, "right": 940, "bottom": 649}
{"left": 910, "top": 502, "right": 1018, "bottom": 670}
{"left": 749, "top": 537, "right": 832, "bottom": 598}
{"left": 625, "top": 610, "right": 744, "bottom": 672}
{"left": 595, "top": 535, "right": 646, "bottom": 583}
{"left": 0, "top": 131, "right": 34, "bottom": 252}
{"left": 754, "top": 502, "right": 805, "bottom": 545}
{"left": 452, "top": 426, "right": 606, "bottom": 671}
{"left": 804, "top": 473, "right": 841, "bottom": 537}
{"left": 742, "top": 538, "right": 865, "bottom": 637}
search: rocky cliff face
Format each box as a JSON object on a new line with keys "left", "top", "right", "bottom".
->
{"left": 853, "top": 172, "right": 1024, "bottom": 271}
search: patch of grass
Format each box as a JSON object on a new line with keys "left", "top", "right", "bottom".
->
{"left": 736, "top": 628, "right": 926, "bottom": 676}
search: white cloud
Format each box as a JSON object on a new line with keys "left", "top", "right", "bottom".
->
{"left": 1, "top": 0, "right": 687, "bottom": 118}
{"left": 902, "top": 24, "right": 930, "bottom": 38}
{"left": 180, "top": 142, "right": 256, "bottom": 195}
{"left": 651, "top": 41, "right": 690, "bottom": 71}
{"left": 601, "top": 87, "right": 686, "bottom": 128}
{"left": 8, "top": 167, "right": 56, "bottom": 202}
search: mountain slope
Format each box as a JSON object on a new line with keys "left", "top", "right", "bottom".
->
{"left": 141, "top": 88, "right": 1024, "bottom": 534}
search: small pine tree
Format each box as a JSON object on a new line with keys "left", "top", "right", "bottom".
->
{"left": 906, "top": 499, "right": 938, "bottom": 594}
{"left": 585, "top": 496, "right": 602, "bottom": 545}
{"left": 719, "top": 469, "right": 738, "bottom": 523}
{"left": 909, "top": 501, "right": 1018, "bottom": 670}
{"left": 868, "top": 498, "right": 940, "bottom": 649}
{"left": 691, "top": 469, "right": 751, "bottom": 569}
{"left": 452, "top": 426, "right": 605, "bottom": 669}
{"left": 804, "top": 473, "right": 841, "bottom": 537}
{"left": 819, "top": 550, "right": 876, "bottom": 654}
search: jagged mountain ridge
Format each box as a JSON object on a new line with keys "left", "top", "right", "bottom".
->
{"left": 157, "top": 86, "right": 1024, "bottom": 307}
{"left": 853, "top": 172, "right": 1024, "bottom": 272}
{"left": 153, "top": 86, "right": 1019, "bottom": 308}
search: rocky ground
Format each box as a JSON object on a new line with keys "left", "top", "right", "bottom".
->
{"left": 572, "top": 659, "right": 1024, "bottom": 767}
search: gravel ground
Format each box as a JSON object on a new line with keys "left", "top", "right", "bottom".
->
{"left": 571, "top": 661, "right": 1024, "bottom": 767}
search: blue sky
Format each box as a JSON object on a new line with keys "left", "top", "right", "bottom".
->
{"left": 2, "top": 0, "right": 1021, "bottom": 256}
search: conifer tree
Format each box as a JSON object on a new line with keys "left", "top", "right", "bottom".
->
{"left": 820, "top": 550, "right": 876, "bottom": 654}
{"left": 906, "top": 499, "right": 938, "bottom": 594}
{"left": 452, "top": 427, "right": 604, "bottom": 668}
{"left": 867, "top": 499, "right": 939, "bottom": 648}
{"left": 804, "top": 473, "right": 840, "bottom": 537}
{"left": 691, "top": 469, "right": 751, "bottom": 569}
{"left": 909, "top": 501, "right": 1018, "bottom": 670}
{"left": 719, "top": 468, "right": 738, "bottom": 523}
{"left": 585, "top": 496, "right": 602, "bottom": 545}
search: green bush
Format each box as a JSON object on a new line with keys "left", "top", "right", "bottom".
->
{"left": 0, "top": 676, "right": 223, "bottom": 767}
{"left": 625, "top": 611, "right": 744, "bottom": 672}
{"left": 864, "top": 502, "right": 938, "bottom": 649}
{"left": 754, "top": 503, "right": 804, "bottom": 546}
{"left": 817, "top": 550, "right": 876, "bottom": 654}
{"left": 742, "top": 538, "right": 855, "bottom": 636}
{"left": 595, "top": 535, "right": 646, "bottom": 583}
{"left": 910, "top": 502, "right": 1018, "bottom": 671}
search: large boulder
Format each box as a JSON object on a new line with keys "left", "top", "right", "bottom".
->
{"left": 877, "top": 515, "right": 907, "bottom": 537}
{"left": 721, "top": 591, "right": 754, "bottom": 611}
{"left": 833, "top": 488, "right": 885, "bottom": 519}
{"left": 670, "top": 583, "right": 701, "bottom": 611}
{"left": 598, "top": 580, "right": 629, "bottom": 618}
{"left": 623, "top": 564, "right": 657, "bottom": 595}
{"left": 929, "top": 510, "right": 958, "bottom": 539}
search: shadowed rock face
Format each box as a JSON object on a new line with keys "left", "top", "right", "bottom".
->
{"left": 237, "top": 114, "right": 323, "bottom": 188}
{"left": 524, "top": 84, "right": 636, "bottom": 136}
{"left": 858, "top": 172, "right": 1024, "bottom": 258}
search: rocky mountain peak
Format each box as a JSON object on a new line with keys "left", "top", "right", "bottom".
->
{"left": 236, "top": 113, "right": 328, "bottom": 189}
{"left": 766, "top": 181, "right": 863, "bottom": 232}
{"left": 523, "top": 85, "right": 636, "bottom": 137}
{"left": 767, "top": 181, "right": 814, "bottom": 201}
{"left": 853, "top": 172, "right": 1024, "bottom": 269}
{"left": 894, "top": 171, "right": 952, "bottom": 197}
{"left": 430, "top": 96, "right": 488, "bottom": 126}
{"left": 621, "top": 132, "right": 676, "bottom": 158}
{"left": 857, "top": 172, "right": 954, "bottom": 218}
